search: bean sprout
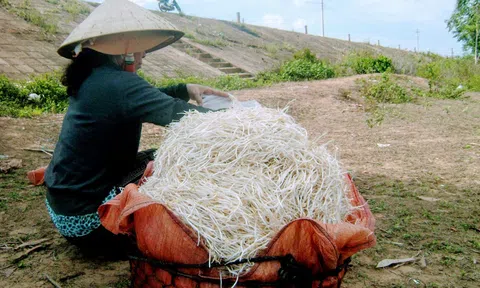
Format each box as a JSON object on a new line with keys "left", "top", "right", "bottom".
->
{"left": 140, "top": 105, "right": 354, "bottom": 278}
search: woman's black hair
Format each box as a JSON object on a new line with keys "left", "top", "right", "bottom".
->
{"left": 61, "top": 48, "right": 117, "bottom": 96}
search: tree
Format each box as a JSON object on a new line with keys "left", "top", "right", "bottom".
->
{"left": 447, "top": 0, "right": 480, "bottom": 64}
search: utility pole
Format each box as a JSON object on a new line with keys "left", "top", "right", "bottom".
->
{"left": 321, "top": 0, "right": 325, "bottom": 37}
{"left": 416, "top": 29, "right": 420, "bottom": 52}
{"left": 305, "top": 1, "right": 325, "bottom": 37}
{"left": 305, "top": 25, "right": 308, "bottom": 34}
{"left": 237, "top": 12, "right": 240, "bottom": 24}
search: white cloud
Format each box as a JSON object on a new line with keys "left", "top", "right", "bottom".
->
{"left": 262, "top": 14, "right": 285, "bottom": 29}
{"left": 293, "top": 18, "right": 307, "bottom": 32}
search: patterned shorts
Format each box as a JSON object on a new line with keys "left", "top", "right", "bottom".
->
{"left": 45, "top": 187, "right": 121, "bottom": 238}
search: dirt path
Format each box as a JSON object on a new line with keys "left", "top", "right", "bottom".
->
{"left": 0, "top": 75, "right": 479, "bottom": 287}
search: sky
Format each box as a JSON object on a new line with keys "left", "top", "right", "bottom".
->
{"left": 91, "top": 0, "right": 464, "bottom": 56}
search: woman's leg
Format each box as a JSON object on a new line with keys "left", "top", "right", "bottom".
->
{"left": 117, "top": 149, "right": 156, "bottom": 187}
{"left": 64, "top": 225, "right": 135, "bottom": 259}
{"left": 64, "top": 149, "right": 156, "bottom": 258}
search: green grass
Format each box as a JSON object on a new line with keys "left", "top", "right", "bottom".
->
{"left": 221, "top": 21, "right": 260, "bottom": 38}
{"left": 138, "top": 71, "right": 266, "bottom": 91}
{"left": 0, "top": 168, "right": 46, "bottom": 210}
{"left": 359, "top": 73, "right": 412, "bottom": 104}
{"left": 416, "top": 53, "right": 480, "bottom": 94}
{"left": 346, "top": 175, "right": 480, "bottom": 286}
{"left": 1, "top": 0, "right": 58, "bottom": 34}
{"left": 0, "top": 73, "right": 68, "bottom": 117}
{"left": 62, "top": 0, "right": 90, "bottom": 16}
{"left": 356, "top": 70, "right": 470, "bottom": 127}
{"left": 191, "top": 38, "right": 227, "bottom": 48}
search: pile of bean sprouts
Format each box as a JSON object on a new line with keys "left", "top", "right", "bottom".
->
{"left": 139, "top": 104, "right": 354, "bottom": 277}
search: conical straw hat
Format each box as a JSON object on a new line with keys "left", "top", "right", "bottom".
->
{"left": 58, "top": 0, "right": 183, "bottom": 59}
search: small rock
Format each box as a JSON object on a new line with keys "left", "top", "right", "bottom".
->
{"left": 28, "top": 93, "right": 41, "bottom": 101}
{"left": 417, "top": 196, "right": 440, "bottom": 202}
{"left": 419, "top": 255, "right": 427, "bottom": 268}
{"left": 2, "top": 267, "right": 15, "bottom": 278}
{"left": 0, "top": 159, "right": 22, "bottom": 173}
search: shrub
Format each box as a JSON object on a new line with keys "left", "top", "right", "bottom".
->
{"left": 416, "top": 56, "right": 475, "bottom": 98}
{"left": 0, "top": 75, "right": 28, "bottom": 105}
{"left": 359, "top": 73, "right": 412, "bottom": 104}
{"left": 24, "top": 73, "right": 68, "bottom": 105}
{"left": 279, "top": 59, "right": 335, "bottom": 81}
{"left": 212, "top": 75, "right": 259, "bottom": 91}
{"left": 343, "top": 52, "right": 394, "bottom": 74}
{"left": 293, "top": 48, "right": 318, "bottom": 63}
{"left": 468, "top": 74, "right": 480, "bottom": 92}
{"left": 0, "top": 73, "right": 68, "bottom": 117}
{"left": 276, "top": 48, "right": 335, "bottom": 81}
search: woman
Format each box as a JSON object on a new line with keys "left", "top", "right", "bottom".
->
{"left": 44, "top": 0, "right": 228, "bottom": 257}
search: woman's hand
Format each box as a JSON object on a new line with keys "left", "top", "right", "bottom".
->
{"left": 186, "top": 84, "right": 229, "bottom": 106}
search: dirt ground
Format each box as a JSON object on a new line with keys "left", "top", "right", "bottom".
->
{"left": 0, "top": 75, "right": 479, "bottom": 287}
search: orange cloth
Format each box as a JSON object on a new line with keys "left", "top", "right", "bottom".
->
{"left": 27, "top": 166, "right": 47, "bottom": 186}
{"left": 99, "top": 174, "right": 375, "bottom": 287}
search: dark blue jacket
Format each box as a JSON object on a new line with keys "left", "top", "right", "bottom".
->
{"left": 45, "top": 65, "right": 208, "bottom": 216}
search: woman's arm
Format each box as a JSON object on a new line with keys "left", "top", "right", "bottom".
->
{"left": 159, "top": 84, "right": 229, "bottom": 105}
{"left": 117, "top": 73, "right": 210, "bottom": 126}
{"left": 158, "top": 84, "right": 190, "bottom": 102}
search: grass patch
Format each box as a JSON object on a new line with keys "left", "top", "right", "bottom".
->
{"left": 359, "top": 73, "right": 412, "bottom": 104}
{"left": 0, "top": 168, "right": 46, "bottom": 210}
{"left": 138, "top": 71, "right": 265, "bottom": 92}
{"left": 183, "top": 33, "right": 195, "bottom": 39}
{"left": 424, "top": 240, "right": 465, "bottom": 254}
{"left": 61, "top": 0, "right": 90, "bottom": 16}
{"left": 1, "top": 0, "right": 58, "bottom": 34}
{"left": 221, "top": 21, "right": 260, "bottom": 38}
{"left": 265, "top": 44, "right": 279, "bottom": 58}
{"left": 191, "top": 38, "right": 227, "bottom": 48}
{"left": 357, "top": 73, "right": 412, "bottom": 127}
{"left": 0, "top": 73, "right": 68, "bottom": 117}
{"left": 356, "top": 68, "right": 470, "bottom": 127}
{"left": 350, "top": 174, "right": 480, "bottom": 285}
